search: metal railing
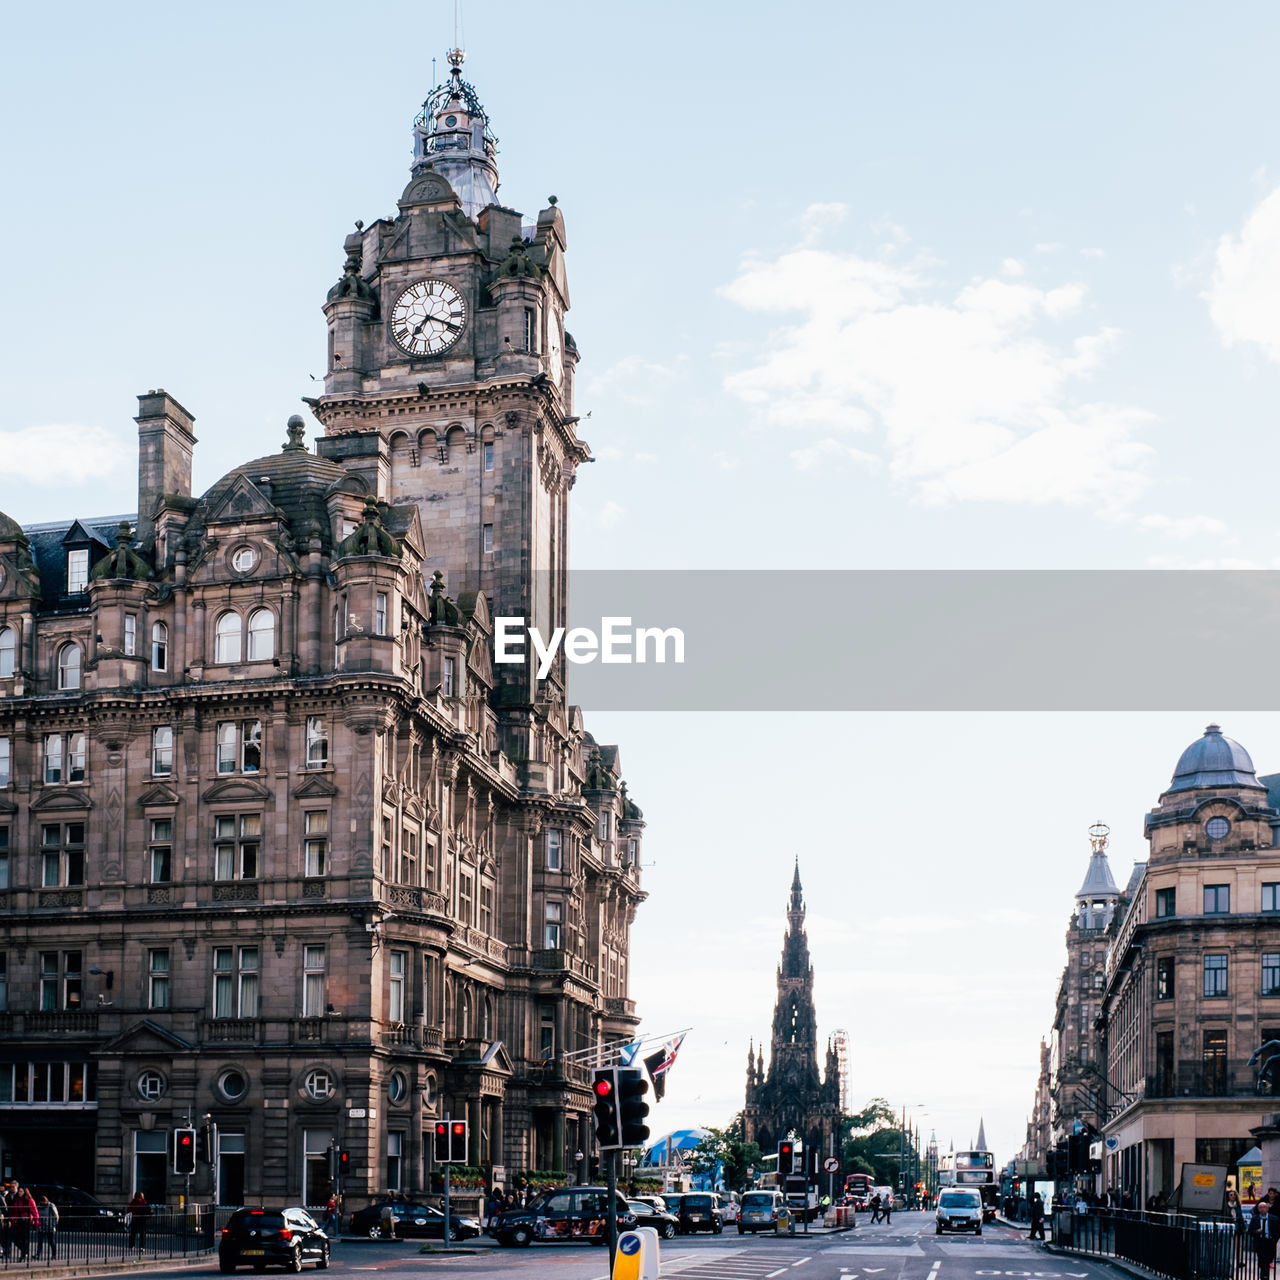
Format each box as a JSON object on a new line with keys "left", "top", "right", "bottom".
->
{"left": 1055, "top": 1208, "right": 1258, "bottom": 1280}
{"left": 0, "top": 1204, "right": 216, "bottom": 1270}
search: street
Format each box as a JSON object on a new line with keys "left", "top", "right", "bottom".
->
{"left": 141, "top": 1211, "right": 1120, "bottom": 1280}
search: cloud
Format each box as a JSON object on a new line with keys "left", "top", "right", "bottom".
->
{"left": 790, "top": 439, "right": 880, "bottom": 471}
{"left": 598, "top": 500, "right": 625, "bottom": 530}
{"left": 2, "top": 424, "right": 129, "bottom": 485}
{"left": 579, "top": 354, "right": 685, "bottom": 405}
{"left": 1135, "top": 513, "right": 1228, "bottom": 539}
{"left": 1207, "top": 186, "right": 1280, "bottom": 360}
{"left": 721, "top": 237, "right": 1154, "bottom": 510}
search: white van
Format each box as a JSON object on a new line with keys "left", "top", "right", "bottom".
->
{"left": 936, "top": 1187, "right": 983, "bottom": 1235}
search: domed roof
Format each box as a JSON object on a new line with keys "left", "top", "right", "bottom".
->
{"left": 0, "top": 508, "right": 27, "bottom": 543}
{"left": 1166, "top": 724, "right": 1262, "bottom": 794}
{"left": 199, "top": 418, "right": 355, "bottom": 552}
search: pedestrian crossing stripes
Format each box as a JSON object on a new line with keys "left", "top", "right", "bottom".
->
{"left": 661, "top": 1250, "right": 819, "bottom": 1279}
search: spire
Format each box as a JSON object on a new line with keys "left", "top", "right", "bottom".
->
{"left": 1076, "top": 822, "right": 1120, "bottom": 901}
{"left": 790, "top": 859, "right": 804, "bottom": 915}
{"left": 976, "top": 1116, "right": 988, "bottom": 1150}
{"left": 410, "top": 44, "right": 500, "bottom": 220}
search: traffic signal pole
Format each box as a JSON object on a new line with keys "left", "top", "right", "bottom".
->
{"left": 606, "top": 1147, "right": 618, "bottom": 1269}
{"left": 443, "top": 1163, "right": 451, "bottom": 1246}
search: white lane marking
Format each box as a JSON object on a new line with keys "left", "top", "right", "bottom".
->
{"left": 792, "top": 1260, "right": 812, "bottom": 1268}
{"left": 767, "top": 1271, "right": 790, "bottom": 1279}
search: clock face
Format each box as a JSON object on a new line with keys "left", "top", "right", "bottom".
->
{"left": 547, "top": 308, "right": 563, "bottom": 385}
{"left": 390, "top": 279, "right": 467, "bottom": 357}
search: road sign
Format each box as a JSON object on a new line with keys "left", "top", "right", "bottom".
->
{"left": 823, "top": 1156, "right": 840, "bottom": 1173}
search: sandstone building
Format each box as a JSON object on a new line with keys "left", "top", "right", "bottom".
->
{"left": 0, "top": 50, "right": 645, "bottom": 1207}
{"left": 1098, "top": 725, "right": 1280, "bottom": 1202}
{"left": 742, "top": 866, "right": 841, "bottom": 1162}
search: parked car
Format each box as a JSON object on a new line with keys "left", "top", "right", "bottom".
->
{"left": 936, "top": 1188, "right": 984, "bottom": 1236}
{"left": 24, "top": 1184, "right": 120, "bottom": 1230}
{"left": 627, "top": 1198, "right": 678, "bottom": 1239}
{"left": 218, "top": 1207, "right": 330, "bottom": 1272}
{"left": 489, "top": 1186, "right": 634, "bottom": 1246}
{"left": 664, "top": 1192, "right": 722, "bottom": 1234}
{"left": 347, "top": 1200, "right": 480, "bottom": 1241}
{"left": 738, "top": 1190, "right": 783, "bottom": 1234}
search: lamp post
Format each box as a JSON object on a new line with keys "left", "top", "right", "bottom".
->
{"left": 575, "top": 1149, "right": 585, "bottom": 1183}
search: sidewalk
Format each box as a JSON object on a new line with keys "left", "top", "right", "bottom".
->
{"left": 0, "top": 1255, "right": 211, "bottom": 1280}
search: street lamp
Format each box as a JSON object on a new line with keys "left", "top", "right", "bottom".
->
{"left": 575, "top": 1150, "right": 585, "bottom": 1183}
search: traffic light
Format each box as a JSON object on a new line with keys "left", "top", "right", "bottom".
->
{"left": 592, "top": 1068, "right": 622, "bottom": 1149}
{"left": 433, "top": 1119, "right": 468, "bottom": 1163}
{"left": 450, "top": 1119, "right": 468, "bottom": 1163}
{"left": 197, "top": 1119, "right": 216, "bottom": 1164}
{"left": 338, "top": 1149, "right": 350, "bottom": 1177}
{"left": 778, "top": 1140, "right": 794, "bottom": 1177}
{"left": 618, "top": 1068, "right": 650, "bottom": 1146}
{"left": 173, "top": 1127, "right": 196, "bottom": 1176}
{"left": 327, "top": 1145, "right": 339, "bottom": 1179}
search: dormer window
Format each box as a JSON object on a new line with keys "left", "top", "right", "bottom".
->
{"left": 66, "top": 550, "right": 88, "bottom": 595}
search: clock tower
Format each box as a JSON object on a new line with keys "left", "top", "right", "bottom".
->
{"left": 313, "top": 47, "right": 586, "bottom": 724}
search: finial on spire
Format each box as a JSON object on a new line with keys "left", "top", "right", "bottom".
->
{"left": 1088, "top": 821, "right": 1110, "bottom": 853}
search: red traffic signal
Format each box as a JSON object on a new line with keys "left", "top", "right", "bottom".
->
{"left": 434, "top": 1117, "right": 468, "bottom": 1163}
{"left": 778, "top": 1141, "right": 794, "bottom": 1177}
{"left": 592, "top": 1068, "right": 622, "bottom": 1148}
{"left": 173, "top": 1127, "right": 197, "bottom": 1175}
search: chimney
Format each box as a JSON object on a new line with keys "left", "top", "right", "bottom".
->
{"left": 135, "top": 389, "right": 197, "bottom": 548}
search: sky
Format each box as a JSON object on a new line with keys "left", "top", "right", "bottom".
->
{"left": 8, "top": 0, "right": 1280, "bottom": 1167}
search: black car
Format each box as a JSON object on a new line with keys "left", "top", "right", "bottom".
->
{"left": 347, "top": 1200, "right": 480, "bottom": 1241}
{"left": 489, "top": 1185, "right": 635, "bottom": 1246}
{"left": 664, "top": 1192, "right": 722, "bottom": 1235}
{"left": 23, "top": 1184, "right": 120, "bottom": 1230}
{"left": 626, "top": 1198, "right": 678, "bottom": 1239}
{"left": 219, "top": 1207, "right": 330, "bottom": 1273}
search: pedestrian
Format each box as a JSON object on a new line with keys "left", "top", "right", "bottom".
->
{"left": 486, "top": 1187, "right": 503, "bottom": 1226}
{"left": 869, "top": 1192, "right": 882, "bottom": 1224}
{"left": 1029, "top": 1192, "right": 1046, "bottom": 1241}
{"left": 34, "top": 1196, "right": 57, "bottom": 1260}
{"left": 1252, "top": 1198, "right": 1280, "bottom": 1280}
{"left": 8, "top": 1187, "right": 36, "bottom": 1262}
{"left": 883, "top": 1192, "right": 893, "bottom": 1225}
{"left": 127, "top": 1191, "right": 149, "bottom": 1252}
{"left": 323, "top": 1194, "right": 339, "bottom": 1236}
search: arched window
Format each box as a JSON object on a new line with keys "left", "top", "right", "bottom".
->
{"left": 247, "top": 608, "right": 275, "bottom": 661}
{"left": 482, "top": 994, "right": 493, "bottom": 1039}
{"left": 0, "top": 626, "right": 14, "bottom": 678}
{"left": 151, "top": 621, "right": 168, "bottom": 672}
{"left": 57, "top": 643, "right": 81, "bottom": 690}
{"left": 460, "top": 989, "right": 472, "bottom": 1040}
{"left": 214, "top": 612, "right": 241, "bottom": 663}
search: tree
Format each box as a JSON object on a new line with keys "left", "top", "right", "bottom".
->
{"left": 842, "top": 1097, "right": 919, "bottom": 1189}
{"left": 690, "top": 1122, "right": 763, "bottom": 1193}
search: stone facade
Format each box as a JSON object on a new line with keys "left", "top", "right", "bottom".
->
{"left": 1048, "top": 825, "right": 1122, "bottom": 1143}
{"left": 742, "top": 866, "right": 841, "bottom": 1163}
{"left": 0, "top": 52, "right": 645, "bottom": 1209}
{"left": 1098, "top": 725, "right": 1280, "bottom": 1203}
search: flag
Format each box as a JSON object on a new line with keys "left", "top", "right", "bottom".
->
{"left": 644, "top": 1033, "right": 686, "bottom": 1101}
{"left": 618, "top": 1039, "right": 642, "bottom": 1067}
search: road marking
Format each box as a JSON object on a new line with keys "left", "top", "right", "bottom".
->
{"left": 767, "top": 1271, "right": 790, "bottom": 1279}
{"left": 792, "top": 1260, "right": 812, "bottom": 1268}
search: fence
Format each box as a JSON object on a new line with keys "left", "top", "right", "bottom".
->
{"left": 1054, "top": 1208, "right": 1257, "bottom": 1280}
{"left": 0, "top": 1204, "right": 217, "bottom": 1270}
